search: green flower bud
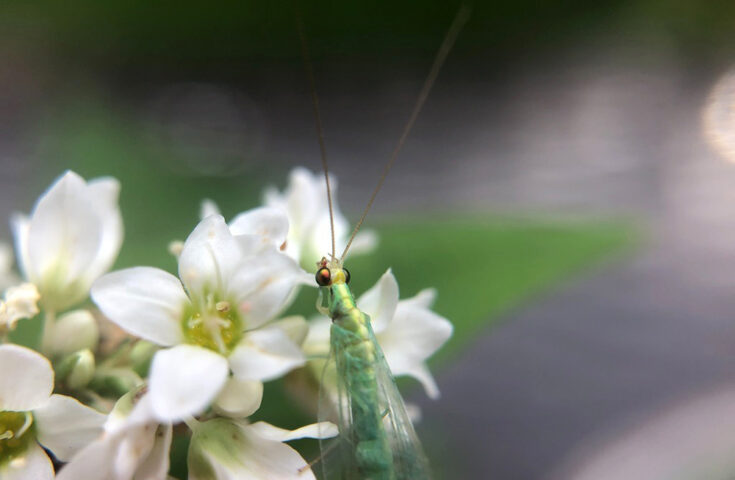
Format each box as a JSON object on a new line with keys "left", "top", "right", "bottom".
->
{"left": 49, "top": 309, "right": 99, "bottom": 357}
{"left": 89, "top": 367, "right": 143, "bottom": 398}
{"left": 56, "top": 349, "right": 96, "bottom": 389}
{"left": 129, "top": 340, "right": 159, "bottom": 377}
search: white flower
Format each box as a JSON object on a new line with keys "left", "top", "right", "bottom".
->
{"left": 188, "top": 417, "right": 337, "bottom": 480}
{"left": 0, "top": 344, "right": 105, "bottom": 479}
{"left": 92, "top": 214, "right": 310, "bottom": 422}
{"left": 263, "top": 167, "right": 377, "bottom": 268}
{"left": 0, "top": 283, "right": 40, "bottom": 332}
{"left": 57, "top": 389, "right": 172, "bottom": 480}
{"left": 0, "top": 242, "right": 20, "bottom": 292}
{"left": 11, "top": 170, "right": 123, "bottom": 312}
{"left": 305, "top": 269, "right": 452, "bottom": 399}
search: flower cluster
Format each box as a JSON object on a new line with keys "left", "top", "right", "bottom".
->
{"left": 0, "top": 168, "right": 451, "bottom": 479}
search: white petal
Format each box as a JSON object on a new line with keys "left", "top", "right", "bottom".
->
{"left": 401, "top": 363, "right": 441, "bottom": 400}
{"left": 229, "top": 250, "right": 308, "bottom": 329}
{"left": 200, "top": 198, "right": 222, "bottom": 220}
{"left": 91, "top": 267, "right": 187, "bottom": 346}
{"left": 33, "top": 394, "right": 106, "bottom": 461}
{"left": 0, "top": 242, "right": 14, "bottom": 275}
{"left": 178, "top": 215, "right": 242, "bottom": 297}
{"left": 131, "top": 424, "right": 172, "bottom": 480}
{"left": 229, "top": 328, "right": 306, "bottom": 382}
{"left": 0, "top": 344, "right": 53, "bottom": 411}
{"left": 55, "top": 430, "right": 117, "bottom": 480}
{"left": 248, "top": 421, "right": 338, "bottom": 441}
{"left": 9, "top": 213, "right": 30, "bottom": 283}
{"left": 400, "top": 287, "right": 437, "bottom": 310}
{"left": 213, "top": 378, "right": 263, "bottom": 418}
{"left": 149, "top": 345, "right": 229, "bottom": 422}
{"left": 379, "top": 298, "right": 452, "bottom": 399}
{"left": 189, "top": 419, "right": 317, "bottom": 480}
{"left": 0, "top": 242, "right": 20, "bottom": 291}
{"left": 346, "top": 229, "right": 379, "bottom": 256}
{"left": 356, "top": 268, "right": 399, "bottom": 334}
{"left": 302, "top": 316, "right": 331, "bottom": 358}
{"left": 83, "top": 177, "right": 124, "bottom": 283}
{"left": 1, "top": 443, "right": 54, "bottom": 480}
{"left": 229, "top": 207, "right": 289, "bottom": 253}
{"left": 49, "top": 309, "right": 99, "bottom": 356}
{"left": 25, "top": 172, "right": 105, "bottom": 309}
{"left": 268, "top": 316, "right": 309, "bottom": 346}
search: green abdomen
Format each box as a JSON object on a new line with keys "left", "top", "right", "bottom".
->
{"left": 329, "top": 285, "right": 395, "bottom": 480}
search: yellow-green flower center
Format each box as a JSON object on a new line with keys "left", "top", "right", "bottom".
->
{"left": 0, "top": 411, "right": 35, "bottom": 465}
{"left": 182, "top": 295, "right": 243, "bottom": 355}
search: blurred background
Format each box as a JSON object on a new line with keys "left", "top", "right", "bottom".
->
{"left": 3, "top": 0, "right": 735, "bottom": 478}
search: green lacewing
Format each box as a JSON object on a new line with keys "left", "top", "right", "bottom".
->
{"left": 298, "top": 6, "right": 470, "bottom": 478}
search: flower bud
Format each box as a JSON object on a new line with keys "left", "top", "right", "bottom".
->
{"left": 89, "top": 367, "right": 143, "bottom": 398}
{"left": 49, "top": 309, "right": 99, "bottom": 356}
{"left": 57, "top": 349, "right": 96, "bottom": 389}
{"left": 129, "top": 340, "right": 159, "bottom": 377}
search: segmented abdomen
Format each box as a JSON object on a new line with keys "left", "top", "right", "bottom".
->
{"left": 332, "top": 308, "right": 395, "bottom": 480}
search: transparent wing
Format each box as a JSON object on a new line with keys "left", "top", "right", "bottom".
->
{"left": 367, "top": 321, "right": 432, "bottom": 479}
{"left": 317, "top": 320, "right": 432, "bottom": 480}
{"left": 317, "top": 345, "right": 359, "bottom": 480}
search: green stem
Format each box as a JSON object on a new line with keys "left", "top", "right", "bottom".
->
{"left": 40, "top": 310, "right": 56, "bottom": 355}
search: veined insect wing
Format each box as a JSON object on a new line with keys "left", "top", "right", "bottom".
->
{"left": 367, "top": 320, "right": 432, "bottom": 478}
{"left": 316, "top": 320, "right": 432, "bottom": 480}
{"left": 317, "top": 347, "right": 358, "bottom": 479}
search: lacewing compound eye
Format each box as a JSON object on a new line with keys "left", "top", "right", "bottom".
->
{"left": 343, "top": 268, "right": 351, "bottom": 284}
{"left": 316, "top": 267, "right": 331, "bottom": 286}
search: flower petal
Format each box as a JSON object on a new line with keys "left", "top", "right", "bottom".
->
{"left": 188, "top": 418, "right": 318, "bottom": 480}
{"left": 229, "top": 206, "right": 289, "bottom": 253}
{"left": 55, "top": 430, "right": 117, "bottom": 480}
{"left": 0, "top": 242, "right": 20, "bottom": 291}
{"left": 346, "top": 229, "right": 379, "bottom": 256}
{"left": 0, "top": 344, "right": 53, "bottom": 411}
{"left": 213, "top": 377, "right": 263, "bottom": 418}
{"left": 378, "top": 294, "right": 452, "bottom": 399}
{"left": 356, "top": 268, "right": 399, "bottom": 334}
{"left": 9, "top": 213, "right": 30, "bottom": 283}
{"left": 33, "top": 394, "right": 106, "bottom": 462}
{"left": 229, "top": 250, "right": 309, "bottom": 329}
{"left": 1, "top": 443, "right": 54, "bottom": 480}
{"left": 200, "top": 198, "right": 222, "bottom": 220}
{"left": 91, "top": 267, "right": 187, "bottom": 346}
{"left": 229, "top": 328, "right": 306, "bottom": 382}
{"left": 400, "top": 287, "right": 437, "bottom": 310}
{"left": 269, "top": 316, "right": 309, "bottom": 346}
{"left": 149, "top": 345, "right": 229, "bottom": 422}
{"left": 302, "top": 316, "right": 332, "bottom": 358}
{"left": 82, "top": 177, "right": 124, "bottom": 284}
{"left": 130, "top": 423, "right": 172, "bottom": 480}
{"left": 178, "top": 215, "right": 242, "bottom": 297}
{"left": 248, "top": 421, "right": 338, "bottom": 441}
{"left": 26, "top": 171, "right": 102, "bottom": 282}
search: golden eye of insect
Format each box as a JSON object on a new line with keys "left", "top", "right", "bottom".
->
{"left": 316, "top": 267, "right": 331, "bottom": 286}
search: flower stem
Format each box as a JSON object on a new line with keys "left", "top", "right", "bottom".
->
{"left": 40, "top": 310, "right": 56, "bottom": 355}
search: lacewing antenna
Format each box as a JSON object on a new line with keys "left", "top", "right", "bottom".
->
{"left": 296, "top": 13, "right": 337, "bottom": 260}
{"left": 297, "top": 4, "right": 471, "bottom": 263}
{"left": 340, "top": 4, "right": 472, "bottom": 261}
